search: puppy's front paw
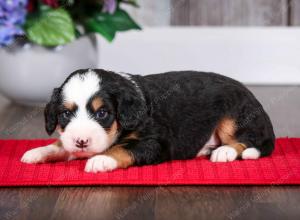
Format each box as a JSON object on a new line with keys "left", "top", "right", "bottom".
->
{"left": 210, "top": 145, "right": 238, "bottom": 162}
{"left": 21, "top": 148, "right": 47, "bottom": 164}
{"left": 85, "top": 155, "right": 118, "bottom": 173}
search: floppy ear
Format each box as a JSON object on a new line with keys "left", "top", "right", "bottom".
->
{"left": 44, "top": 88, "right": 61, "bottom": 135}
{"left": 116, "top": 87, "right": 147, "bottom": 130}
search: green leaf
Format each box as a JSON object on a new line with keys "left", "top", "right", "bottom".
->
{"left": 84, "top": 9, "right": 141, "bottom": 42}
{"left": 25, "top": 8, "right": 76, "bottom": 46}
{"left": 84, "top": 15, "right": 116, "bottom": 42}
{"left": 120, "top": 0, "right": 139, "bottom": 8}
{"left": 110, "top": 9, "right": 141, "bottom": 31}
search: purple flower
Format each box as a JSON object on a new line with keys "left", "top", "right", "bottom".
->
{"left": 102, "top": 0, "right": 117, "bottom": 14}
{"left": 0, "top": 0, "right": 27, "bottom": 12}
{"left": 0, "top": 0, "right": 27, "bottom": 47}
{"left": 0, "top": 7, "right": 27, "bottom": 25}
{"left": 0, "top": 25, "right": 23, "bottom": 46}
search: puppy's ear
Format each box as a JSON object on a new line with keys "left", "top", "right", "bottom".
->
{"left": 44, "top": 88, "right": 61, "bottom": 135}
{"left": 116, "top": 88, "right": 147, "bottom": 130}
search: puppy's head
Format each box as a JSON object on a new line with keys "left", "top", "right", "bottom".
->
{"left": 44, "top": 69, "right": 146, "bottom": 155}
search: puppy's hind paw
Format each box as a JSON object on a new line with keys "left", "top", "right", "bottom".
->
{"left": 242, "top": 148, "right": 260, "bottom": 160}
{"left": 210, "top": 145, "right": 238, "bottom": 162}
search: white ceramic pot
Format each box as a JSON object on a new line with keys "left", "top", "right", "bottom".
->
{"left": 0, "top": 35, "right": 98, "bottom": 106}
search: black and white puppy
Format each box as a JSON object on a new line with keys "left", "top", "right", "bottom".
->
{"left": 21, "top": 69, "right": 275, "bottom": 173}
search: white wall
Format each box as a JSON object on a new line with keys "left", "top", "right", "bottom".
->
{"left": 98, "top": 27, "right": 300, "bottom": 85}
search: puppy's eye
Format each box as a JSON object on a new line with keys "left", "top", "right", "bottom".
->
{"left": 95, "top": 108, "right": 108, "bottom": 119}
{"left": 62, "top": 110, "right": 72, "bottom": 119}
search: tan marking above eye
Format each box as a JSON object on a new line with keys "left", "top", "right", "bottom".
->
{"left": 91, "top": 97, "right": 104, "bottom": 111}
{"left": 63, "top": 102, "right": 76, "bottom": 111}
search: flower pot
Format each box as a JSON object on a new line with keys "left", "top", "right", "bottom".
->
{"left": 0, "top": 35, "right": 98, "bottom": 106}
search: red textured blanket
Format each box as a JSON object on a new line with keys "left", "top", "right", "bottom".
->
{"left": 0, "top": 138, "right": 299, "bottom": 186}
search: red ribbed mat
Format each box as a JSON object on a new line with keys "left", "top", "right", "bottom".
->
{"left": 0, "top": 138, "right": 299, "bottom": 186}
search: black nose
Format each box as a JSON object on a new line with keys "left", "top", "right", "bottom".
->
{"left": 75, "top": 139, "right": 89, "bottom": 148}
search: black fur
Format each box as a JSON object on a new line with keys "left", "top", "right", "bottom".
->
{"left": 44, "top": 88, "right": 61, "bottom": 135}
{"left": 112, "top": 83, "right": 147, "bottom": 130}
{"left": 45, "top": 69, "right": 275, "bottom": 165}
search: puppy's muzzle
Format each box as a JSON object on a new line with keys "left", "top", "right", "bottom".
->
{"left": 75, "top": 139, "right": 90, "bottom": 149}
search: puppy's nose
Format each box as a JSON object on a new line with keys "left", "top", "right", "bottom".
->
{"left": 75, "top": 139, "right": 89, "bottom": 149}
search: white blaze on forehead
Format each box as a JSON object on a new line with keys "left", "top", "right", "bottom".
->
{"left": 63, "top": 71, "right": 101, "bottom": 106}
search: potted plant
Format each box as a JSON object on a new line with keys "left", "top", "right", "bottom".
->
{"left": 0, "top": 0, "right": 140, "bottom": 106}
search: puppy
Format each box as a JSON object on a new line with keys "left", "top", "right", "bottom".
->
{"left": 21, "top": 69, "right": 275, "bottom": 173}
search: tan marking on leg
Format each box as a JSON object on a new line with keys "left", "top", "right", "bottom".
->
{"left": 216, "top": 117, "right": 247, "bottom": 157}
{"left": 53, "top": 140, "right": 63, "bottom": 147}
{"left": 230, "top": 143, "right": 247, "bottom": 156}
{"left": 217, "top": 117, "right": 237, "bottom": 144}
{"left": 91, "top": 97, "right": 104, "bottom": 111}
{"left": 44, "top": 140, "right": 70, "bottom": 162}
{"left": 104, "top": 144, "right": 134, "bottom": 169}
